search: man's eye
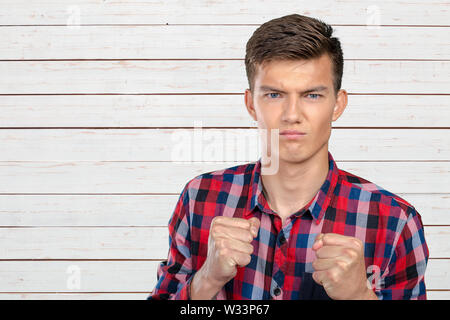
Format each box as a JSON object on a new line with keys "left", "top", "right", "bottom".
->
{"left": 267, "top": 93, "right": 280, "bottom": 99}
{"left": 307, "top": 93, "right": 321, "bottom": 99}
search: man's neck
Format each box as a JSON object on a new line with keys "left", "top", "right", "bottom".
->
{"left": 260, "top": 148, "right": 330, "bottom": 223}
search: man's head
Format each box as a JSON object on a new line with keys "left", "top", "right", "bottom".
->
{"left": 245, "top": 14, "right": 343, "bottom": 95}
{"left": 244, "top": 14, "right": 348, "bottom": 165}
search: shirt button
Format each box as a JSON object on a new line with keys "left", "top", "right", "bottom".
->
{"left": 273, "top": 287, "right": 282, "bottom": 296}
{"left": 279, "top": 236, "right": 286, "bottom": 245}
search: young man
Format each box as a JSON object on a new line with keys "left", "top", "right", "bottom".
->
{"left": 149, "top": 14, "right": 428, "bottom": 300}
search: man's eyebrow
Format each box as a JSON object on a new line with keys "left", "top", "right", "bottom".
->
{"left": 258, "top": 85, "right": 329, "bottom": 94}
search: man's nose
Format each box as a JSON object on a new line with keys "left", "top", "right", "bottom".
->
{"left": 282, "top": 95, "right": 302, "bottom": 123}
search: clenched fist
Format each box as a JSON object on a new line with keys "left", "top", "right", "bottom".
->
{"left": 311, "top": 233, "right": 378, "bottom": 300}
{"left": 190, "top": 216, "right": 260, "bottom": 299}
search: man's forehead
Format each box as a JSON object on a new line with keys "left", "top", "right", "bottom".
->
{"left": 257, "top": 84, "right": 329, "bottom": 93}
{"left": 253, "top": 55, "right": 334, "bottom": 90}
{"left": 257, "top": 54, "right": 332, "bottom": 70}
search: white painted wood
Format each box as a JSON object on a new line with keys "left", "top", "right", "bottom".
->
{"left": 1, "top": 94, "right": 448, "bottom": 128}
{"left": 0, "top": 0, "right": 448, "bottom": 25}
{"left": 1, "top": 25, "right": 449, "bottom": 60}
{"left": 426, "top": 291, "right": 450, "bottom": 300}
{"left": 336, "top": 95, "right": 450, "bottom": 128}
{"left": 402, "top": 194, "right": 450, "bottom": 226}
{"left": 426, "top": 259, "right": 450, "bottom": 290}
{"left": 0, "top": 259, "right": 446, "bottom": 292}
{"left": 0, "top": 293, "right": 150, "bottom": 300}
{"left": 0, "top": 261, "right": 160, "bottom": 292}
{"left": 335, "top": 162, "right": 450, "bottom": 194}
{"left": 0, "top": 227, "right": 169, "bottom": 259}
{"left": 1, "top": 60, "right": 449, "bottom": 94}
{"left": 0, "top": 226, "right": 447, "bottom": 259}
{"left": 1, "top": 194, "right": 448, "bottom": 227}
{"left": 0, "top": 129, "right": 448, "bottom": 161}
{"left": 0, "top": 195, "right": 177, "bottom": 227}
{"left": 0, "top": 161, "right": 448, "bottom": 194}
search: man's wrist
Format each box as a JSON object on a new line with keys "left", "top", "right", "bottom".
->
{"left": 355, "top": 287, "right": 379, "bottom": 300}
{"left": 190, "top": 266, "right": 225, "bottom": 300}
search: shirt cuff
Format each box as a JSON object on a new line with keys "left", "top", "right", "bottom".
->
{"left": 173, "top": 275, "right": 194, "bottom": 300}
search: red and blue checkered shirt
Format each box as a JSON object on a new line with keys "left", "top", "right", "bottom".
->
{"left": 149, "top": 151, "right": 429, "bottom": 300}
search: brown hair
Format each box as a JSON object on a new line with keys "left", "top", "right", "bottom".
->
{"left": 245, "top": 14, "right": 343, "bottom": 94}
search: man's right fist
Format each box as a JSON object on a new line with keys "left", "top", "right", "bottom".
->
{"left": 202, "top": 216, "right": 260, "bottom": 286}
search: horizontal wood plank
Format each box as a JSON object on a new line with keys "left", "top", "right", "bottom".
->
{"left": 1, "top": 25, "right": 449, "bottom": 60}
{"left": 0, "top": 227, "right": 169, "bottom": 259}
{"left": 0, "top": 260, "right": 160, "bottom": 292}
{"left": 0, "top": 226, "right": 447, "bottom": 259}
{"left": 0, "top": 161, "right": 448, "bottom": 194}
{"left": 415, "top": 291, "right": 450, "bottom": 300}
{"left": 0, "top": 194, "right": 449, "bottom": 227}
{"left": 0, "top": 259, "right": 447, "bottom": 292}
{"left": 1, "top": 60, "right": 449, "bottom": 94}
{"left": 0, "top": 129, "right": 448, "bottom": 161}
{"left": 0, "top": 0, "right": 448, "bottom": 26}
{"left": 0, "top": 94, "right": 448, "bottom": 128}
{"left": 0, "top": 293, "right": 150, "bottom": 300}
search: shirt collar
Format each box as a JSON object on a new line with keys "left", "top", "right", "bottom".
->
{"left": 246, "top": 151, "right": 340, "bottom": 224}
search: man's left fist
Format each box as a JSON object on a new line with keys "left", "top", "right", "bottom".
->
{"left": 312, "top": 233, "right": 377, "bottom": 300}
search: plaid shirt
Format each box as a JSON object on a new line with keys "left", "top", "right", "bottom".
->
{"left": 148, "top": 151, "right": 429, "bottom": 300}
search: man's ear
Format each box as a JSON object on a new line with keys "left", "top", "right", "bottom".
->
{"left": 332, "top": 89, "right": 348, "bottom": 122}
{"left": 244, "top": 88, "right": 258, "bottom": 122}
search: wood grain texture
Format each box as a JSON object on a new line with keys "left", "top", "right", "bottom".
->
{"left": 0, "top": 94, "right": 448, "bottom": 128}
{"left": 0, "top": 0, "right": 448, "bottom": 25}
{"left": 1, "top": 60, "right": 449, "bottom": 94}
{"left": 0, "top": 161, "right": 448, "bottom": 194}
{"left": 0, "top": 129, "right": 448, "bottom": 161}
{"left": 1, "top": 25, "right": 449, "bottom": 60}
{"left": 0, "top": 293, "right": 150, "bottom": 300}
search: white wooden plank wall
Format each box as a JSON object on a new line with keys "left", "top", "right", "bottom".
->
{"left": 0, "top": 0, "right": 449, "bottom": 300}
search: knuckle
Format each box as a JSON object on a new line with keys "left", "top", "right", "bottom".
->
{"left": 241, "top": 253, "right": 252, "bottom": 266}
{"left": 352, "top": 238, "right": 363, "bottom": 250}
{"left": 315, "top": 247, "right": 324, "bottom": 258}
{"left": 336, "top": 259, "right": 348, "bottom": 271}
{"left": 210, "top": 218, "right": 221, "bottom": 231}
{"left": 327, "top": 270, "right": 339, "bottom": 284}
{"left": 245, "top": 230, "right": 253, "bottom": 242}
{"left": 219, "top": 247, "right": 229, "bottom": 258}
{"left": 344, "top": 248, "right": 358, "bottom": 260}
{"left": 211, "top": 216, "right": 222, "bottom": 225}
{"left": 219, "top": 238, "right": 229, "bottom": 249}
{"left": 243, "top": 219, "right": 251, "bottom": 227}
{"left": 212, "top": 224, "right": 223, "bottom": 235}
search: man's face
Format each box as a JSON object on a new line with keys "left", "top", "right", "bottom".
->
{"left": 245, "top": 53, "right": 347, "bottom": 165}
